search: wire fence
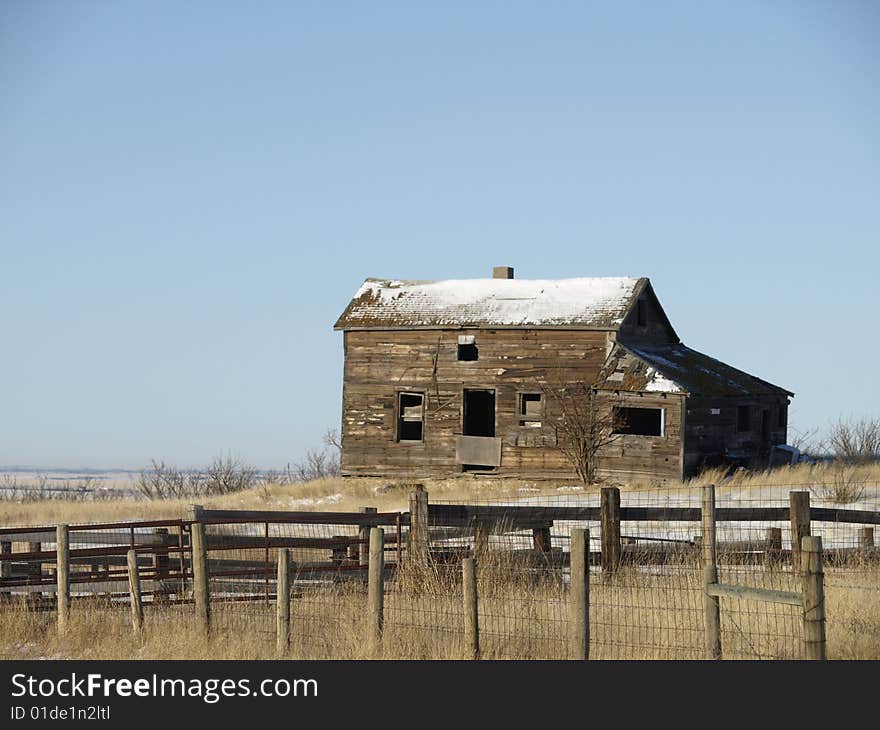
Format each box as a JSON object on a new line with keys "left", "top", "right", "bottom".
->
{"left": 1, "top": 483, "right": 878, "bottom": 660}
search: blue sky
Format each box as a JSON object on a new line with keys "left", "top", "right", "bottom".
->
{"left": 1, "top": 1, "right": 878, "bottom": 469}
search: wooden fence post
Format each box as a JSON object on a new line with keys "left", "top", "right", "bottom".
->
{"left": 600, "top": 487, "right": 621, "bottom": 574}
{"left": 152, "top": 528, "right": 170, "bottom": 603}
{"left": 408, "top": 486, "right": 429, "bottom": 566}
{"left": 789, "top": 491, "right": 811, "bottom": 571}
{"left": 473, "top": 521, "right": 489, "bottom": 559}
{"left": 532, "top": 527, "right": 552, "bottom": 553}
{"left": 359, "top": 507, "right": 377, "bottom": 566}
{"left": 801, "top": 535, "right": 826, "bottom": 660}
{"left": 190, "top": 518, "right": 211, "bottom": 637}
{"left": 0, "top": 541, "right": 10, "bottom": 597}
{"left": 462, "top": 557, "right": 479, "bottom": 659}
{"left": 766, "top": 527, "right": 783, "bottom": 563}
{"left": 569, "top": 528, "right": 590, "bottom": 660}
{"left": 276, "top": 548, "right": 291, "bottom": 656}
{"left": 27, "top": 541, "right": 42, "bottom": 599}
{"left": 701, "top": 485, "right": 722, "bottom": 660}
{"left": 56, "top": 525, "right": 69, "bottom": 635}
{"left": 127, "top": 549, "right": 144, "bottom": 634}
{"left": 368, "top": 527, "right": 385, "bottom": 653}
{"left": 858, "top": 528, "right": 874, "bottom": 556}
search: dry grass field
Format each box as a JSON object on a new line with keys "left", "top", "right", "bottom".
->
{"left": 1, "top": 461, "right": 879, "bottom": 660}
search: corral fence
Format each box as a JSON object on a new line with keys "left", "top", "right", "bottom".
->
{"left": 1, "top": 485, "right": 879, "bottom": 659}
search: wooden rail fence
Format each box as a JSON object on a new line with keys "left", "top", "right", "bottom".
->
{"left": 1, "top": 485, "right": 877, "bottom": 658}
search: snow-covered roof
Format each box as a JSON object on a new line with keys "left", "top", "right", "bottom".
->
{"left": 598, "top": 343, "right": 794, "bottom": 397}
{"left": 334, "top": 276, "right": 647, "bottom": 330}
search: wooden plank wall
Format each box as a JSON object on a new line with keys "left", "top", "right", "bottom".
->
{"left": 683, "top": 395, "right": 789, "bottom": 474}
{"left": 341, "top": 328, "right": 685, "bottom": 482}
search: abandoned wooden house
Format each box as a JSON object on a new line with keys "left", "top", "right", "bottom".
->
{"left": 333, "top": 267, "right": 793, "bottom": 483}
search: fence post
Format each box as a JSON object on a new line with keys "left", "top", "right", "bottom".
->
{"left": 368, "top": 527, "right": 385, "bottom": 653}
{"left": 27, "top": 541, "right": 42, "bottom": 599}
{"left": 276, "top": 548, "right": 291, "bottom": 656}
{"left": 127, "top": 549, "right": 144, "bottom": 634}
{"left": 789, "top": 491, "right": 811, "bottom": 572}
{"left": 801, "top": 535, "right": 826, "bottom": 660}
{"left": 358, "top": 507, "right": 377, "bottom": 566}
{"left": 408, "top": 486, "right": 429, "bottom": 566}
{"left": 190, "top": 516, "right": 211, "bottom": 637}
{"left": 0, "top": 541, "right": 11, "bottom": 597}
{"left": 462, "top": 557, "right": 479, "bottom": 659}
{"left": 858, "top": 528, "right": 874, "bottom": 556}
{"left": 56, "top": 525, "right": 70, "bottom": 635}
{"left": 600, "top": 487, "right": 621, "bottom": 574}
{"left": 766, "top": 527, "right": 783, "bottom": 563}
{"left": 569, "top": 527, "right": 590, "bottom": 660}
{"left": 701, "top": 485, "right": 722, "bottom": 660}
{"left": 152, "top": 528, "right": 170, "bottom": 603}
{"left": 532, "top": 527, "right": 552, "bottom": 553}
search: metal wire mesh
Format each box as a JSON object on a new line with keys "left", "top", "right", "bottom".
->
{"left": 1, "top": 482, "right": 878, "bottom": 660}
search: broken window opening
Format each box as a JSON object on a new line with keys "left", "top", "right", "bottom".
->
{"left": 737, "top": 405, "right": 751, "bottom": 433}
{"left": 613, "top": 406, "right": 664, "bottom": 437}
{"left": 397, "top": 392, "right": 424, "bottom": 442}
{"left": 518, "top": 392, "right": 543, "bottom": 428}
{"left": 636, "top": 299, "right": 647, "bottom": 327}
{"left": 457, "top": 343, "right": 478, "bottom": 361}
{"left": 463, "top": 389, "right": 495, "bottom": 437}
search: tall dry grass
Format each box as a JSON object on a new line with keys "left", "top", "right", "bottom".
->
{"left": 2, "top": 558, "right": 878, "bottom": 660}
{"left": 3, "top": 461, "right": 880, "bottom": 528}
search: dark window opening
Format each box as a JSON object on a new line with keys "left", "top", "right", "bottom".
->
{"left": 457, "top": 343, "right": 478, "bottom": 361}
{"left": 761, "top": 409, "right": 770, "bottom": 443}
{"left": 518, "top": 393, "right": 542, "bottom": 428}
{"left": 463, "top": 389, "right": 495, "bottom": 437}
{"left": 737, "top": 405, "right": 751, "bottom": 433}
{"left": 636, "top": 299, "right": 647, "bottom": 327}
{"left": 777, "top": 405, "right": 786, "bottom": 428}
{"left": 613, "top": 407, "right": 664, "bottom": 436}
{"left": 397, "top": 392, "right": 424, "bottom": 442}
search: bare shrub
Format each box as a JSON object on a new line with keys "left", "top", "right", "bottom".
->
{"left": 137, "top": 455, "right": 259, "bottom": 500}
{"left": 827, "top": 416, "right": 880, "bottom": 464}
{"left": 810, "top": 464, "right": 866, "bottom": 504}
{"left": 535, "top": 379, "right": 620, "bottom": 484}
{"left": 291, "top": 428, "right": 342, "bottom": 481}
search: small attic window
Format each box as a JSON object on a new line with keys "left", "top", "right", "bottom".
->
{"left": 636, "top": 299, "right": 647, "bottom": 327}
{"left": 457, "top": 335, "right": 478, "bottom": 361}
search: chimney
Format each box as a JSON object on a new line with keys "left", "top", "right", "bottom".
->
{"left": 492, "top": 266, "right": 514, "bottom": 279}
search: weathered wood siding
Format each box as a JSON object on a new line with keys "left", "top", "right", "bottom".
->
{"left": 342, "top": 329, "right": 608, "bottom": 477}
{"left": 341, "top": 328, "right": 687, "bottom": 481}
{"left": 683, "top": 396, "right": 789, "bottom": 474}
{"left": 616, "top": 284, "right": 678, "bottom": 346}
{"left": 596, "top": 391, "right": 686, "bottom": 484}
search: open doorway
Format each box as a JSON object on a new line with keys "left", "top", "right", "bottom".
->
{"left": 463, "top": 389, "right": 495, "bottom": 437}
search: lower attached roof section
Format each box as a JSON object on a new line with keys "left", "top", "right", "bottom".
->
{"left": 600, "top": 342, "right": 794, "bottom": 398}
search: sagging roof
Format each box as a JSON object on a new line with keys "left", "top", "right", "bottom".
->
{"left": 598, "top": 342, "right": 794, "bottom": 397}
{"left": 334, "top": 276, "right": 647, "bottom": 330}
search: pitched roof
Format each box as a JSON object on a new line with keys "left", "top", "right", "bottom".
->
{"left": 334, "top": 276, "right": 647, "bottom": 330}
{"left": 598, "top": 342, "right": 794, "bottom": 397}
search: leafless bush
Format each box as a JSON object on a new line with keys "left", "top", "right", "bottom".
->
{"left": 0, "top": 473, "right": 101, "bottom": 503}
{"left": 290, "top": 429, "right": 342, "bottom": 481}
{"left": 810, "top": 464, "right": 866, "bottom": 504}
{"left": 137, "top": 455, "right": 259, "bottom": 500}
{"left": 137, "top": 460, "right": 202, "bottom": 500}
{"left": 827, "top": 416, "right": 880, "bottom": 464}
{"left": 203, "top": 455, "right": 259, "bottom": 495}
